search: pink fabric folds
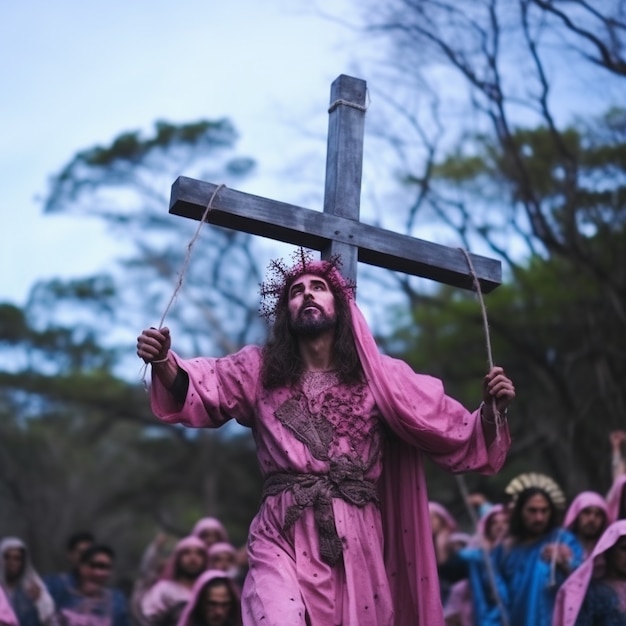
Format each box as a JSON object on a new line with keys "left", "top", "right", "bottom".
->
{"left": 0, "top": 586, "right": 18, "bottom": 626}
{"left": 350, "top": 299, "right": 510, "bottom": 626}
{"left": 552, "top": 519, "right": 626, "bottom": 626}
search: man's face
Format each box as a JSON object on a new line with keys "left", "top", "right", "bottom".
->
{"left": 177, "top": 546, "right": 207, "bottom": 578}
{"left": 198, "top": 529, "right": 223, "bottom": 549}
{"left": 607, "top": 536, "right": 626, "bottom": 578}
{"left": 3, "top": 548, "right": 24, "bottom": 581}
{"left": 209, "top": 550, "right": 236, "bottom": 572}
{"left": 83, "top": 552, "right": 113, "bottom": 587}
{"left": 577, "top": 506, "right": 606, "bottom": 539}
{"left": 202, "top": 583, "right": 234, "bottom": 626}
{"left": 288, "top": 274, "right": 336, "bottom": 337}
{"left": 521, "top": 493, "right": 551, "bottom": 537}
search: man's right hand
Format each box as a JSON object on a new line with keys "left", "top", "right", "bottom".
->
{"left": 137, "top": 327, "right": 172, "bottom": 363}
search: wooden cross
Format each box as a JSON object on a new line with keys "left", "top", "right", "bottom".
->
{"left": 168, "top": 75, "right": 501, "bottom": 291}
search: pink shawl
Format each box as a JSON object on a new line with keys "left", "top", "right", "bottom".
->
{"left": 350, "top": 299, "right": 510, "bottom": 626}
{"left": 0, "top": 586, "right": 17, "bottom": 626}
{"left": 552, "top": 519, "right": 626, "bottom": 626}
{"left": 191, "top": 517, "right": 229, "bottom": 544}
{"left": 429, "top": 501, "right": 459, "bottom": 532}
{"left": 606, "top": 474, "right": 626, "bottom": 522}
{"left": 563, "top": 491, "right": 609, "bottom": 530}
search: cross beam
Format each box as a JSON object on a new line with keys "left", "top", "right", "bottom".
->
{"left": 169, "top": 75, "right": 501, "bottom": 293}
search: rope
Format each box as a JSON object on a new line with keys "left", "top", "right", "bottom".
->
{"left": 328, "top": 91, "right": 369, "bottom": 114}
{"left": 140, "top": 184, "right": 226, "bottom": 385}
{"left": 458, "top": 248, "right": 504, "bottom": 441}
{"left": 454, "top": 247, "right": 509, "bottom": 626}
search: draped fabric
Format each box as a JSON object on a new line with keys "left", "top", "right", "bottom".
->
{"left": 553, "top": 519, "right": 626, "bottom": 626}
{"left": 0, "top": 537, "right": 56, "bottom": 626}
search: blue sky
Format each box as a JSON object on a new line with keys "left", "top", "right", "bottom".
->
{"left": 2, "top": 1, "right": 624, "bottom": 310}
{"left": 0, "top": 0, "right": 365, "bottom": 304}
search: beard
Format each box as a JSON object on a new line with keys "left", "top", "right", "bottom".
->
{"left": 290, "top": 306, "right": 336, "bottom": 338}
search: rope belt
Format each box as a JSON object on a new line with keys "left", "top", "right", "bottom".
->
{"left": 262, "top": 467, "right": 379, "bottom": 566}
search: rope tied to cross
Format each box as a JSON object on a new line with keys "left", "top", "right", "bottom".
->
{"left": 140, "top": 184, "right": 226, "bottom": 387}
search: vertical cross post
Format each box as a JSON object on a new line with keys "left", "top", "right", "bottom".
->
{"left": 322, "top": 75, "right": 367, "bottom": 285}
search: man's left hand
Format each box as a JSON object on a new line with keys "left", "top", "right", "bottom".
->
{"left": 482, "top": 367, "right": 515, "bottom": 419}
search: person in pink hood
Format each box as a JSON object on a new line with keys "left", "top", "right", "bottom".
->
{"left": 191, "top": 520, "right": 229, "bottom": 552}
{"left": 141, "top": 536, "right": 208, "bottom": 626}
{"left": 553, "top": 519, "right": 626, "bottom": 625}
{"left": 136, "top": 252, "right": 515, "bottom": 626}
{"left": 177, "top": 570, "right": 241, "bottom": 626}
{"left": 563, "top": 492, "right": 609, "bottom": 558}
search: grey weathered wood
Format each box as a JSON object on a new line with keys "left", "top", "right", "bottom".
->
{"left": 169, "top": 74, "right": 502, "bottom": 292}
{"left": 321, "top": 75, "right": 367, "bottom": 284}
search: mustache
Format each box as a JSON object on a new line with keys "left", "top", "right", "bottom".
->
{"left": 298, "top": 302, "right": 324, "bottom": 315}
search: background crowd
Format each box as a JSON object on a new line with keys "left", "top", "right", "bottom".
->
{"left": 1, "top": 430, "right": 625, "bottom": 626}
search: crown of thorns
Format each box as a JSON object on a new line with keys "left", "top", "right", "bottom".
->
{"left": 259, "top": 248, "right": 355, "bottom": 321}
{"left": 505, "top": 472, "right": 567, "bottom": 510}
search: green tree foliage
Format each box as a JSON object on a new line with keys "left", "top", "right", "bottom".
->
{"left": 0, "top": 282, "right": 262, "bottom": 578}
{"left": 42, "top": 118, "right": 266, "bottom": 358}
{"left": 0, "top": 118, "right": 269, "bottom": 576}
{"left": 342, "top": 0, "right": 626, "bottom": 513}
{"left": 381, "top": 112, "right": 626, "bottom": 503}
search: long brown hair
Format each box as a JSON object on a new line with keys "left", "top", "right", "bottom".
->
{"left": 261, "top": 269, "right": 363, "bottom": 388}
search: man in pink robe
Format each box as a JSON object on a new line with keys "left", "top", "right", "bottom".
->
{"left": 136, "top": 255, "right": 515, "bottom": 626}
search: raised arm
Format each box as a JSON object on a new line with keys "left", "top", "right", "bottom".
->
{"left": 137, "top": 327, "right": 178, "bottom": 389}
{"left": 610, "top": 430, "right": 626, "bottom": 481}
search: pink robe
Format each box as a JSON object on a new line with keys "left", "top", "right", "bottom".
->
{"left": 0, "top": 587, "right": 17, "bottom": 626}
{"left": 149, "top": 302, "right": 510, "bottom": 626}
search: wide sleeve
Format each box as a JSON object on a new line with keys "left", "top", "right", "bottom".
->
{"left": 149, "top": 345, "right": 262, "bottom": 429}
{"left": 376, "top": 355, "right": 510, "bottom": 475}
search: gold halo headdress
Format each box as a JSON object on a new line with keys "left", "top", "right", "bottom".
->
{"left": 505, "top": 472, "right": 567, "bottom": 510}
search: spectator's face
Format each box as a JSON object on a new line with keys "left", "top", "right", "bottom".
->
{"left": 521, "top": 493, "right": 551, "bottom": 536}
{"left": 199, "top": 529, "right": 223, "bottom": 550}
{"left": 209, "top": 551, "right": 236, "bottom": 572}
{"left": 487, "top": 511, "right": 509, "bottom": 543}
{"left": 84, "top": 552, "right": 113, "bottom": 586}
{"left": 201, "top": 583, "right": 234, "bottom": 626}
{"left": 178, "top": 547, "right": 207, "bottom": 577}
{"left": 3, "top": 548, "right": 24, "bottom": 581}
{"left": 577, "top": 507, "right": 606, "bottom": 539}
